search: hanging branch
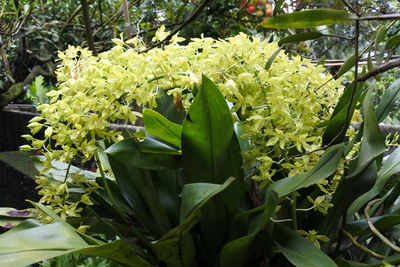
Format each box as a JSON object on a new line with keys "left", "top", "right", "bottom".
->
{"left": 359, "top": 14, "right": 400, "bottom": 21}
{"left": 139, "top": 0, "right": 211, "bottom": 53}
{"left": 357, "top": 58, "right": 400, "bottom": 82}
{"left": 92, "top": 0, "right": 139, "bottom": 37}
{"left": 80, "top": 0, "right": 96, "bottom": 53}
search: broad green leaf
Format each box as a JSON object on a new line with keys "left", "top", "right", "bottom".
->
{"left": 258, "top": 9, "right": 356, "bottom": 29}
{"left": 349, "top": 88, "right": 385, "bottom": 175}
{"left": 181, "top": 75, "right": 243, "bottom": 254}
{"left": 348, "top": 146, "right": 400, "bottom": 216}
{"left": 30, "top": 202, "right": 103, "bottom": 246}
{"left": 143, "top": 108, "right": 182, "bottom": 148}
{"left": 220, "top": 190, "right": 278, "bottom": 267}
{"left": 270, "top": 144, "right": 343, "bottom": 197}
{"left": 0, "top": 220, "right": 88, "bottom": 267}
{"left": 271, "top": 224, "right": 336, "bottom": 267}
{"left": 77, "top": 240, "right": 153, "bottom": 267}
{"left": 376, "top": 78, "right": 400, "bottom": 123}
{"left": 182, "top": 74, "right": 234, "bottom": 184}
{"left": 180, "top": 182, "right": 228, "bottom": 222}
{"left": 385, "top": 34, "right": 400, "bottom": 50}
{"left": 278, "top": 31, "right": 322, "bottom": 46}
{"left": 153, "top": 178, "right": 235, "bottom": 267}
{"left": 0, "top": 219, "right": 152, "bottom": 267}
{"left": 105, "top": 137, "right": 181, "bottom": 170}
{"left": 337, "top": 54, "right": 355, "bottom": 78}
{"left": 154, "top": 89, "right": 185, "bottom": 124}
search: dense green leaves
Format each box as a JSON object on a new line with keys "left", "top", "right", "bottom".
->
{"left": 153, "top": 178, "right": 235, "bottom": 267}
{"left": 320, "top": 89, "right": 385, "bottom": 235}
{"left": 220, "top": 190, "right": 278, "bottom": 267}
{"left": 348, "top": 146, "right": 400, "bottom": 215}
{"left": 258, "top": 9, "right": 356, "bottom": 29}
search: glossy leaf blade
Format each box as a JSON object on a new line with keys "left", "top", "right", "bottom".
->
{"left": 258, "top": 9, "right": 356, "bottom": 29}
{"left": 270, "top": 144, "right": 343, "bottom": 197}
{"left": 271, "top": 224, "right": 336, "bottom": 267}
{"left": 0, "top": 219, "right": 151, "bottom": 267}
{"left": 105, "top": 137, "right": 181, "bottom": 170}
{"left": 143, "top": 108, "right": 182, "bottom": 148}
{"left": 181, "top": 74, "right": 234, "bottom": 184}
{"left": 349, "top": 88, "right": 385, "bottom": 175}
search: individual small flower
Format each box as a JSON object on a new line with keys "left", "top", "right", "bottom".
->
{"left": 297, "top": 229, "right": 330, "bottom": 249}
{"left": 307, "top": 195, "right": 333, "bottom": 214}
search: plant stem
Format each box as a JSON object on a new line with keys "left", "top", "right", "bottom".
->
{"left": 291, "top": 193, "right": 297, "bottom": 230}
{"left": 341, "top": 230, "right": 385, "bottom": 259}
{"left": 365, "top": 199, "right": 400, "bottom": 252}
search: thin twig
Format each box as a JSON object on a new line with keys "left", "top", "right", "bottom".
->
{"left": 139, "top": 0, "right": 211, "bottom": 53}
{"left": 357, "top": 58, "right": 400, "bottom": 82}
{"left": 340, "top": 0, "right": 361, "bottom": 16}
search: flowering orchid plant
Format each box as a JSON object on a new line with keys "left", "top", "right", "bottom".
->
{"left": 3, "top": 22, "right": 400, "bottom": 266}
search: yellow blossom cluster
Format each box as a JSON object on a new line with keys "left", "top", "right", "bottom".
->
{"left": 23, "top": 27, "right": 344, "bottom": 217}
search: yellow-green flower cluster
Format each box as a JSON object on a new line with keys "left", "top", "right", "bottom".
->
{"left": 24, "top": 28, "right": 344, "bottom": 217}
